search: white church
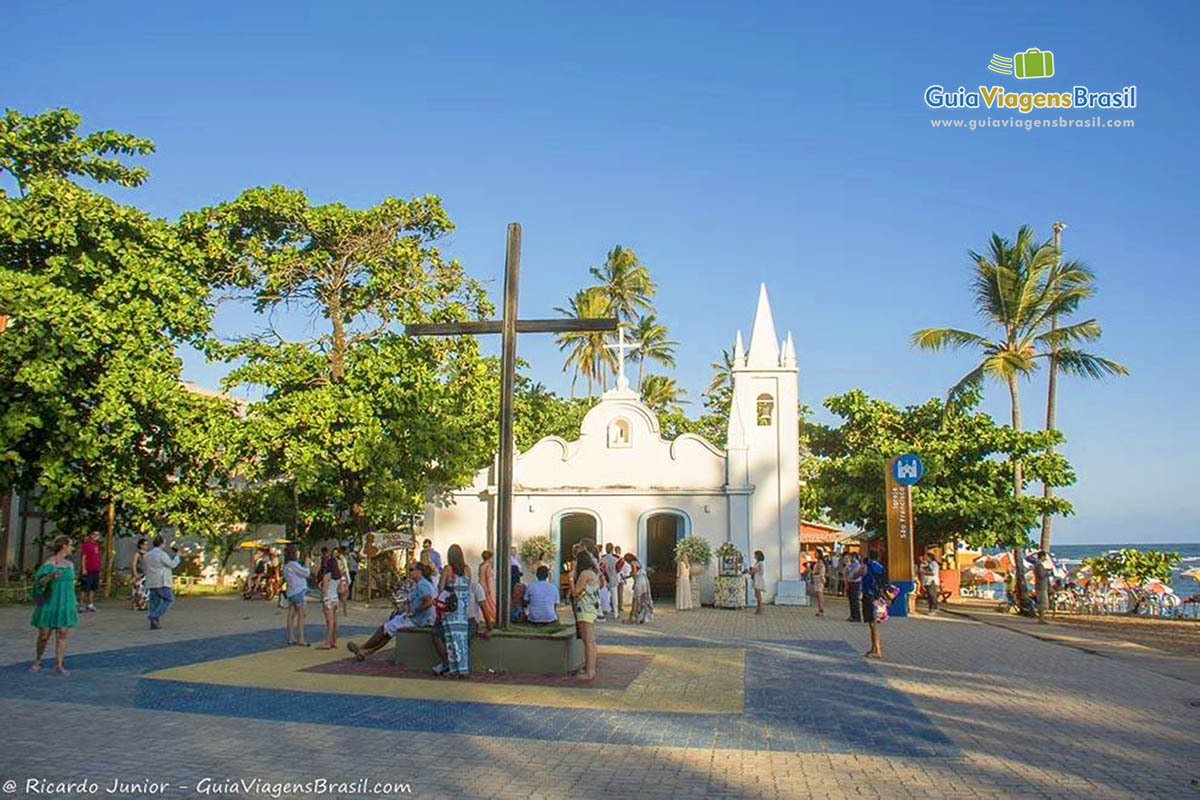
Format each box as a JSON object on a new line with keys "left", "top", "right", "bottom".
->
{"left": 424, "top": 285, "right": 802, "bottom": 605}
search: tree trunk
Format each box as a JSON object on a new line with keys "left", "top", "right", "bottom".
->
{"left": 329, "top": 291, "right": 347, "bottom": 382}
{"left": 1007, "top": 375, "right": 1029, "bottom": 611}
{"left": 638, "top": 358, "right": 644, "bottom": 391}
{"left": 103, "top": 499, "right": 115, "bottom": 599}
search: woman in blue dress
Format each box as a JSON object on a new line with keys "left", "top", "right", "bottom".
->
{"left": 30, "top": 535, "right": 79, "bottom": 674}
{"left": 435, "top": 544, "right": 472, "bottom": 678}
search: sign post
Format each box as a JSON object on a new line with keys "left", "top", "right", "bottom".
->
{"left": 885, "top": 453, "right": 923, "bottom": 618}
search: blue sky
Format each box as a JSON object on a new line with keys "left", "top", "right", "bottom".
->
{"left": 8, "top": 1, "right": 1198, "bottom": 544}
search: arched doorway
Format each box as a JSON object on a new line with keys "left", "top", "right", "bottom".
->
{"left": 554, "top": 511, "right": 599, "bottom": 594}
{"left": 644, "top": 512, "right": 683, "bottom": 599}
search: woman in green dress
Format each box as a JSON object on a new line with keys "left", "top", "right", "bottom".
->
{"left": 30, "top": 535, "right": 79, "bottom": 674}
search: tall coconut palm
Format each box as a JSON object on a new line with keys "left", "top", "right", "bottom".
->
{"left": 640, "top": 374, "right": 688, "bottom": 415}
{"left": 589, "top": 245, "right": 656, "bottom": 326}
{"left": 1040, "top": 223, "right": 1128, "bottom": 555}
{"left": 912, "top": 225, "right": 1119, "bottom": 607}
{"left": 555, "top": 287, "right": 616, "bottom": 397}
{"left": 704, "top": 348, "right": 736, "bottom": 416}
{"left": 631, "top": 314, "right": 677, "bottom": 389}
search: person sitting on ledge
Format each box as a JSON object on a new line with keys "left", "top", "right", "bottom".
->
{"left": 525, "top": 565, "right": 560, "bottom": 625}
{"left": 347, "top": 563, "right": 435, "bottom": 661}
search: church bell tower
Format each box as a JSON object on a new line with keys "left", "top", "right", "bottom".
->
{"left": 726, "top": 284, "right": 801, "bottom": 602}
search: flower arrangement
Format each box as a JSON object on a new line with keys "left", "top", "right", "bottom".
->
{"left": 675, "top": 536, "right": 712, "bottom": 567}
{"left": 518, "top": 535, "right": 555, "bottom": 566}
{"left": 715, "top": 542, "right": 741, "bottom": 560}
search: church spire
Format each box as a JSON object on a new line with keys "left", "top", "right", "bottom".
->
{"left": 733, "top": 330, "right": 745, "bottom": 368}
{"left": 746, "top": 283, "right": 780, "bottom": 368}
{"left": 781, "top": 331, "right": 796, "bottom": 368}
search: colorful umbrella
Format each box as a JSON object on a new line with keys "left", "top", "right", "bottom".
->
{"left": 1181, "top": 567, "right": 1200, "bottom": 580}
{"left": 974, "top": 553, "right": 1015, "bottom": 571}
{"left": 1140, "top": 579, "right": 1171, "bottom": 595}
{"left": 962, "top": 566, "right": 1005, "bottom": 583}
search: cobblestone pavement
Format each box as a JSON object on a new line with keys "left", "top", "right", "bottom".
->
{"left": 1, "top": 595, "right": 1197, "bottom": 799}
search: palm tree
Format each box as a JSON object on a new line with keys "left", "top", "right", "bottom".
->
{"left": 631, "top": 314, "right": 677, "bottom": 389}
{"left": 589, "top": 245, "right": 656, "bottom": 326}
{"left": 640, "top": 374, "right": 688, "bottom": 415}
{"left": 912, "top": 225, "right": 1120, "bottom": 607}
{"left": 555, "top": 287, "right": 615, "bottom": 397}
{"left": 703, "top": 348, "right": 736, "bottom": 416}
{"left": 1040, "top": 223, "right": 1128, "bottom": 555}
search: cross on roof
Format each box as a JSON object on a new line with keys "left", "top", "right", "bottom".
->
{"left": 405, "top": 223, "right": 617, "bottom": 628}
{"left": 604, "top": 326, "right": 641, "bottom": 392}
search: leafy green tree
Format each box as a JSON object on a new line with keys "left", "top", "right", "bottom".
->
{"left": 631, "top": 313, "right": 677, "bottom": 390}
{"left": 1082, "top": 549, "right": 1180, "bottom": 586}
{"left": 0, "top": 109, "right": 215, "bottom": 561}
{"left": 912, "top": 226, "right": 1113, "bottom": 605}
{"left": 184, "top": 186, "right": 496, "bottom": 538}
{"left": 807, "top": 389, "right": 1074, "bottom": 553}
{"left": 555, "top": 287, "right": 615, "bottom": 396}
{"left": 1, "top": 108, "right": 153, "bottom": 194}
{"left": 512, "top": 374, "right": 596, "bottom": 451}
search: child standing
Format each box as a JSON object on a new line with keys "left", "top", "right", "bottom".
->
{"left": 750, "top": 550, "right": 766, "bottom": 614}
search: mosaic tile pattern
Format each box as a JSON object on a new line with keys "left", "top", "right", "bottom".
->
{"left": 0, "top": 623, "right": 959, "bottom": 757}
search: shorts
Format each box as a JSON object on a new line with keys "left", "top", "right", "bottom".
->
{"left": 384, "top": 614, "right": 419, "bottom": 636}
{"left": 81, "top": 571, "right": 100, "bottom": 592}
{"left": 286, "top": 590, "right": 307, "bottom": 609}
{"left": 434, "top": 619, "right": 480, "bottom": 639}
{"left": 322, "top": 578, "right": 340, "bottom": 606}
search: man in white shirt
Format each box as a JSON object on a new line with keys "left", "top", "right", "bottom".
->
{"left": 600, "top": 543, "right": 620, "bottom": 619}
{"left": 143, "top": 535, "right": 182, "bottom": 629}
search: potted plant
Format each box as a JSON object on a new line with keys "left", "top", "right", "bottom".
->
{"left": 519, "top": 535, "right": 555, "bottom": 571}
{"left": 675, "top": 536, "right": 712, "bottom": 580}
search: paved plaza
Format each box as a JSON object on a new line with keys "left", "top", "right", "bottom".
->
{"left": 1, "top": 595, "right": 1197, "bottom": 799}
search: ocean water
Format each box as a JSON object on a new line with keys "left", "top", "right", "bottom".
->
{"left": 1050, "top": 542, "right": 1200, "bottom": 598}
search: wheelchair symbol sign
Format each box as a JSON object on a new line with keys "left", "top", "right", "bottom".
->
{"left": 892, "top": 454, "right": 925, "bottom": 486}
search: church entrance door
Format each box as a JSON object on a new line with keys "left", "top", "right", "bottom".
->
{"left": 556, "top": 512, "right": 598, "bottom": 595}
{"left": 645, "top": 513, "right": 681, "bottom": 599}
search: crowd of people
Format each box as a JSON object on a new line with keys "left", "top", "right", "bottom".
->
{"left": 28, "top": 528, "right": 912, "bottom": 675}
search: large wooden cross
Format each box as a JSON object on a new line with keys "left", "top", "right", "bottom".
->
{"left": 405, "top": 223, "right": 617, "bottom": 628}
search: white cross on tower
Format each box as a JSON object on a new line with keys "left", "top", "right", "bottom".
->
{"left": 604, "top": 325, "right": 641, "bottom": 392}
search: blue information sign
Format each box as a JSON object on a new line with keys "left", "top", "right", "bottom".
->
{"left": 891, "top": 453, "right": 924, "bottom": 486}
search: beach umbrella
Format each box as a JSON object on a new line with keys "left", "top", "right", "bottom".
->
{"left": 1141, "top": 579, "right": 1171, "bottom": 595}
{"left": 962, "top": 566, "right": 1005, "bottom": 583}
{"left": 974, "top": 553, "right": 1015, "bottom": 571}
{"left": 1181, "top": 567, "right": 1200, "bottom": 580}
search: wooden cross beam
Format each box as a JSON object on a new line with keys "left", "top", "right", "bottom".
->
{"left": 405, "top": 223, "right": 617, "bottom": 628}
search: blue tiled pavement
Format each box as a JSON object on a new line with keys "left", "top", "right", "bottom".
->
{"left": 0, "top": 625, "right": 959, "bottom": 757}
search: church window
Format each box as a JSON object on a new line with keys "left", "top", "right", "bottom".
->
{"left": 607, "top": 418, "right": 632, "bottom": 448}
{"left": 756, "top": 394, "right": 774, "bottom": 426}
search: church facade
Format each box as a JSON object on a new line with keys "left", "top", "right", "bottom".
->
{"left": 423, "top": 284, "right": 801, "bottom": 603}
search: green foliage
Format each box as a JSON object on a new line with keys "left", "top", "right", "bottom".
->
{"left": 588, "top": 245, "right": 655, "bottom": 325}
{"left": 631, "top": 313, "right": 676, "bottom": 389}
{"left": 640, "top": 374, "right": 687, "bottom": 415}
{"left": 519, "top": 535, "right": 555, "bottom": 565}
{"left": 184, "top": 185, "right": 497, "bottom": 537}
{"left": 807, "top": 388, "right": 1074, "bottom": 550}
{"left": 1083, "top": 548, "right": 1180, "bottom": 585}
{"left": 555, "top": 286, "right": 616, "bottom": 396}
{"left": 0, "top": 108, "right": 216, "bottom": 536}
{"left": 675, "top": 535, "right": 712, "bottom": 566}
{"left": 912, "top": 226, "right": 1124, "bottom": 411}
{"left": 1, "top": 108, "right": 154, "bottom": 194}
{"left": 513, "top": 374, "right": 596, "bottom": 452}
